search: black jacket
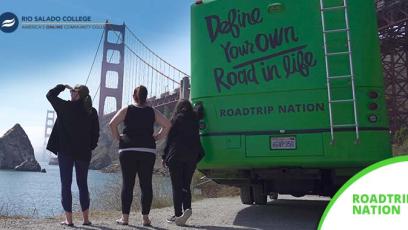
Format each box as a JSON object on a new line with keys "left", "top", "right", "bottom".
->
{"left": 46, "top": 84, "right": 99, "bottom": 161}
{"left": 163, "top": 113, "right": 204, "bottom": 165}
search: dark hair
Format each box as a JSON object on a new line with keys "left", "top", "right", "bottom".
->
{"left": 171, "top": 99, "right": 195, "bottom": 123}
{"left": 133, "top": 85, "right": 148, "bottom": 105}
{"left": 74, "top": 84, "right": 92, "bottom": 114}
{"left": 82, "top": 95, "right": 93, "bottom": 114}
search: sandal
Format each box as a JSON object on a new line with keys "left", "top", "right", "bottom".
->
{"left": 83, "top": 221, "right": 92, "bottom": 226}
{"left": 60, "top": 221, "right": 74, "bottom": 227}
{"left": 142, "top": 219, "right": 151, "bottom": 227}
{"left": 116, "top": 218, "right": 128, "bottom": 225}
{"left": 142, "top": 214, "right": 151, "bottom": 226}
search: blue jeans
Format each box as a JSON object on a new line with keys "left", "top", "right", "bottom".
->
{"left": 58, "top": 153, "right": 90, "bottom": 212}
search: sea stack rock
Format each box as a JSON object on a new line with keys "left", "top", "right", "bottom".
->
{"left": 15, "top": 159, "right": 41, "bottom": 172}
{"left": 0, "top": 124, "right": 41, "bottom": 172}
{"left": 48, "top": 156, "right": 59, "bottom": 165}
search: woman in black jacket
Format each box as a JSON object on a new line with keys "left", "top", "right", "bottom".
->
{"left": 46, "top": 84, "right": 99, "bottom": 227}
{"left": 163, "top": 99, "right": 203, "bottom": 226}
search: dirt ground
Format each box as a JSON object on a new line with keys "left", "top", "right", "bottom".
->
{"left": 0, "top": 195, "right": 329, "bottom": 230}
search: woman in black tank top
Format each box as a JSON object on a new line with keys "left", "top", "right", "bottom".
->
{"left": 109, "top": 85, "right": 171, "bottom": 226}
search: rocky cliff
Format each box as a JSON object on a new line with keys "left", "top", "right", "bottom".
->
{"left": 90, "top": 113, "right": 118, "bottom": 170}
{"left": 0, "top": 124, "right": 41, "bottom": 172}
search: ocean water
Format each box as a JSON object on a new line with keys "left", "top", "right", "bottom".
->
{"left": 0, "top": 162, "right": 172, "bottom": 218}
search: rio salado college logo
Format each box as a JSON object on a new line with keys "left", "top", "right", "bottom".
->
{"left": 0, "top": 12, "right": 19, "bottom": 33}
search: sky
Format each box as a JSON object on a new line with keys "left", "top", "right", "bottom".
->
{"left": 0, "top": 0, "right": 192, "bottom": 157}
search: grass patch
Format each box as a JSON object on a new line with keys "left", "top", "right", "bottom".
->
{"left": 94, "top": 174, "right": 173, "bottom": 213}
{"left": 192, "top": 171, "right": 240, "bottom": 198}
{"left": 393, "top": 143, "right": 408, "bottom": 156}
{"left": 94, "top": 169, "right": 239, "bottom": 214}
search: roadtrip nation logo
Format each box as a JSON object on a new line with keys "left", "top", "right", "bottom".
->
{"left": 0, "top": 12, "right": 19, "bottom": 33}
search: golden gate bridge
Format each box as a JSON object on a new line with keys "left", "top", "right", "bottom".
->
{"left": 43, "top": 21, "right": 191, "bottom": 152}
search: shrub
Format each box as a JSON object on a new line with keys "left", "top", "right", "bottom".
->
{"left": 394, "top": 126, "right": 408, "bottom": 145}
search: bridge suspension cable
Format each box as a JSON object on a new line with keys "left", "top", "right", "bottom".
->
{"left": 119, "top": 25, "right": 189, "bottom": 107}
{"left": 125, "top": 25, "right": 190, "bottom": 78}
{"left": 88, "top": 23, "right": 190, "bottom": 115}
{"left": 85, "top": 29, "right": 104, "bottom": 86}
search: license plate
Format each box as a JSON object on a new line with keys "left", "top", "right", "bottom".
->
{"left": 270, "top": 137, "right": 296, "bottom": 150}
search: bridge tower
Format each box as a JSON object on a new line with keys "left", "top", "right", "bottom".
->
{"left": 180, "top": 76, "right": 190, "bottom": 100}
{"left": 98, "top": 22, "right": 125, "bottom": 117}
{"left": 43, "top": 110, "right": 55, "bottom": 157}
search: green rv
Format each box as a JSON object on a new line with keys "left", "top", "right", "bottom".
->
{"left": 191, "top": 0, "right": 392, "bottom": 204}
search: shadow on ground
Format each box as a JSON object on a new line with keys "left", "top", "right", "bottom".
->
{"left": 232, "top": 198, "right": 329, "bottom": 230}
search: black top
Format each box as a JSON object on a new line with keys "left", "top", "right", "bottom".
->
{"left": 46, "top": 84, "right": 100, "bottom": 161}
{"left": 163, "top": 113, "right": 204, "bottom": 165}
{"left": 119, "top": 105, "right": 156, "bottom": 150}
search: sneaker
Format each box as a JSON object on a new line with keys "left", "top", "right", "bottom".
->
{"left": 175, "top": 209, "right": 192, "bottom": 226}
{"left": 115, "top": 218, "right": 128, "bottom": 225}
{"left": 166, "top": 215, "right": 177, "bottom": 223}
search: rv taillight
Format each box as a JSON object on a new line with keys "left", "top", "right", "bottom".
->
{"left": 368, "top": 114, "right": 378, "bottom": 123}
{"left": 368, "top": 91, "right": 378, "bottom": 99}
{"left": 368, "top": 103, "right": 378, "bottom": 110}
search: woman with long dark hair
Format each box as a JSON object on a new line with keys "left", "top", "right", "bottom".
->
{"left": 46, "top": 84, "right": 99, "bottom": 227}
{"left": 163, "top": 99, "right": 204, "bottom": 226}
{"left": 109, "top": 85, "right": 171, "bottom": 226}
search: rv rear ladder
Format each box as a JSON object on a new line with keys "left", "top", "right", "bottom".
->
{"left": 319, "top": 0, "right": 359, "bottom": 143}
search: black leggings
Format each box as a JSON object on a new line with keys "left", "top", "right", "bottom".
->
{"left": 119, "top": 151, "right": 156, "bottom": 215}
{"left": 168, "top": 161, "right": 196, "bottom": 217}
{"left": 58, "top": 153, "right": 90, "bottom": 213}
